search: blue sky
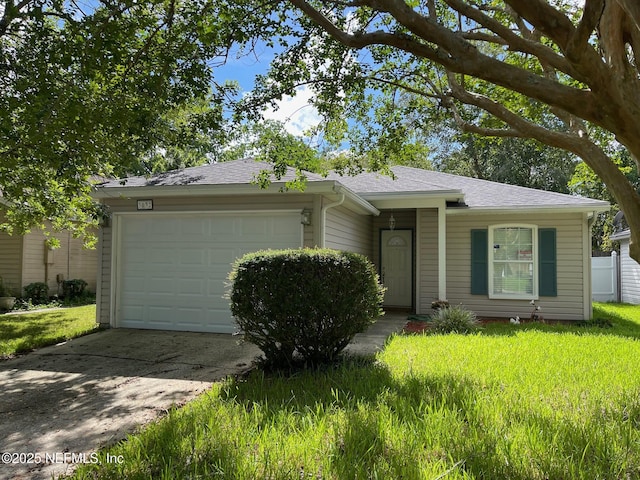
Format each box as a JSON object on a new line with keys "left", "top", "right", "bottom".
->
{"left": 217, "top": 45, "right": 322, "bottom": 138}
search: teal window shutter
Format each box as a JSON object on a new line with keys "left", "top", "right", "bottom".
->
{"left": 538, "top": 228, "right": 557, "bottom": 296}
{"left": 471, "top": 229, "right": 488, "bottom": 295}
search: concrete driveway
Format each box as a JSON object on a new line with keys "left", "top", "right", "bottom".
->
{"left": 0, "top": 314, "right": 407, "bottom": 480}
{"left": 0, "top": 329, "right": 261, "bottom": 480}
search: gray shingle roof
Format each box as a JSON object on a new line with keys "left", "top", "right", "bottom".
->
{"left": 327, "top": 165, "right": 607, "bottom": 208}
{"left": 98, "top": 159, "right": 608, "bottom": 210}
{"left": 98, "top": 158, "right": 326, "bottom": 188}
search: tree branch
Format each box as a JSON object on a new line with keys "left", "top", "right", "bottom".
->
{"left": 443, "top": 0, "right": 581, "bottom": 80}
{"left": 460, "top": 31, "right": 508, "bottom": 45}
{"left": 504, "top": 0, "right": 575, "bottom": 49}
{"left": 0, "top": 0, "right": 34, "bottom": 37}
{"left": 566, "top": 0, "right": 604, "bottom": 63}
{"left": 289, "top": 0, "right": 602, "bottom": 127}
{"left": 617, "top": 0, "right": 640, "bottom": 31}
{"left": 445, "top": 94, "right": 522, "bottom": 138}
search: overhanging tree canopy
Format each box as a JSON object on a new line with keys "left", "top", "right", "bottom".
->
{"left": 3, "top": 0, "right": 640, "bottom": 262}
{"left": 0, "top": 0, "right": 267, "bottom": 239}
{"left": 244, "top": 0, "right": 640, "bottom": 261}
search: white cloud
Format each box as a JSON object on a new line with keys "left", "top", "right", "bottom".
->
{"left": 262, "top": 86, "right": 322, "bottom": 137}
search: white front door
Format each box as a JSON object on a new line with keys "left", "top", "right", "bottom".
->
{"left": 381, "top": 229, "right": 413, "bottom": 307}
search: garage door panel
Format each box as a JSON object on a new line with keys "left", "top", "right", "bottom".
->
{"left": 122, "top": 304, "right": 143, "bottom": 320}
{"left": 122, "top": 247, "right": 149, "bottom": 265}
{"left": 117, "top": 212, "right": 301, "bottom": 333}
{"left": 148, "top": 306, "right": 175, "bottom": 323}
{"left": 180, "top": 217, "right": 208, "bottom": 236}
{"left": 178, "top": 278, "right": 205, "bottom": 295}
{"left": 240, "top": 217, "right": 270, "bottom": 236}
{"left": 210, "top": 218, "right": 239, "bottom": 238}
{"left": 150, "top": 219, "right": 179, "bottom": 236}
{"left": 148, "top": 277, "right": 174, "bottom": 294}
{"left": 179, "top": 249, "right": 207, "bottom": 265}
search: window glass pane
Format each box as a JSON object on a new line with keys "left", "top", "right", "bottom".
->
{"left": 491, "top": 226, "right": 534, "bottom": 296}
{"left": 492, "top": 261, "right": 534, "bottom": 295}
{"left": 518, "top": 228, "right": 532, "bottom": 243}
{"left": 505, "top": 245, "right": 520, "bottom": 261}
{"left": 494, "top": 229, "right": 507, "bottom": 244}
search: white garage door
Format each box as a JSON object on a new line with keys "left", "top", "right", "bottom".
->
{"left": 116, "top": 212, "right": 302, "bottom": 333}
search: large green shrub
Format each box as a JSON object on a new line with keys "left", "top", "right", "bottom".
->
{"left": 23, "top": 282, "right": 49, "bottom": 304}
{"left": 62, "top": 279, "right": 88, "bottom": 299}
{"left": 229, "top": 248, "right": 385, "bottom": 367}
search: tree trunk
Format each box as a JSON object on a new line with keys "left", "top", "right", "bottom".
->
{"left": 575, "top": 138, "right": 640, "bottom": 262}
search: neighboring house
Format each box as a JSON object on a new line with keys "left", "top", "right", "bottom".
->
{"left": 0, "top": 206, "right": 98, "bottom": 297}
{"left": 93, "top": 158, "right": 609, "bottom": 333}
{"left": 610, "top": 229, "right": 640, "bottom": 304}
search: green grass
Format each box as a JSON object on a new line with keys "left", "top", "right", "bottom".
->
{"left": 0, "top": 305, "right": 98, "bottom": 357}
{"left": 73, "top": 303, "right": 640, "bottom": 480}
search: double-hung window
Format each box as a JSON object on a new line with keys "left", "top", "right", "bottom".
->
{"left": 488, "top": 225, "right": 538, "bottom": 299}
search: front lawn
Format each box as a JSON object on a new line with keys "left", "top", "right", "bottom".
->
{"left": 74, "top": 303, "right": 640, "bottom": 479}
{"left": 0, "top": 305, "right": 98, "bottom": 357}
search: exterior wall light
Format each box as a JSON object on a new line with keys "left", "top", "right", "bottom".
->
{"left": 301, "top": 208, "right": 312, "bottom": 226}
{"left": 389, "top": 213, "right": 396, "bottom": 231}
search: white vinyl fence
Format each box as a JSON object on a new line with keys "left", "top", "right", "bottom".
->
{"left": 592, "top": 252, "right": 619, "bottom": 302}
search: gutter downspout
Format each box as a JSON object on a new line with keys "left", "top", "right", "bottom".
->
{"left": 319, "top": 190, "right": 345, "bottom": 248}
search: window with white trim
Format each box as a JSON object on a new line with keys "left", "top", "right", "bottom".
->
{"left": 489, "top": 225, "right": 538, "bottom": 299}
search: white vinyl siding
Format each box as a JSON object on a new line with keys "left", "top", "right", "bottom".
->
{"left": 417, "top": 208, "right": 439, "bottom": 313}
{"left": 325, "top": 204, "right": 373, "bottom": 257}
{"left": 446, "top": 213, "right": 585, "bottom": 321}
{"left": 0, "top": 214, "right": 23, "bottom": 293}
{"left": 22, "top": 229, "right": 98, "bottom": 294}
{"left": 619, "top": 238, "right": 640, "bottom": 304}
{"left": 97, "top": 225, "right": 112, "bottom": 326}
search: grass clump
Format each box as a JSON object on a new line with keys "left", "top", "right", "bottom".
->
{"left": 0, "top": 305, "right": 98, "bottom": 357}
{"left": 431, "top": 305, "right": 480, "bottom": 334}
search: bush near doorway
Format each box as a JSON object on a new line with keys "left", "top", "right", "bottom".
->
{"left": 229, "top": 248, "right": 385, "bottom": 367}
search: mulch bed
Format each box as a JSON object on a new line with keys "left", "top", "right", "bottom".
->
{"left": 402, "top": 317, "right": 556, "bottom": 334}
{"left": 402, "top": 316, "right": 576, "bottom": 334}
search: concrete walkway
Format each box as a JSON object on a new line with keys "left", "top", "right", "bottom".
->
{"left": 0, "top": 313, "right": 407, "bottom": 480}
{"left": 345, "top": 312, "right": 408, "bottom": 356}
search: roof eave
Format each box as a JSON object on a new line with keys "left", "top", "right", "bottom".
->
{"left": 359, "top": 190, "right": 464, "bottom": 201}
{"left": 333, "top": 185, "right": 380, "bottom": 216}
{"left": 446, "top": 202, "right": 610, "bottom": 215}
{"left": 93, "top": 180, "right": 380, "bottom": 216}
{"left": 610, "top": 229, "right": 631, "bottom": 241}
{"left": 92, "top": 180, "right": 339, "bottom": 199}
{"left": 359, "top": 190, "right": 465, "bottom": 209}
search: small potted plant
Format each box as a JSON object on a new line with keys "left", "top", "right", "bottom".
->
{"left": 0, "top": 276, "right": 16, "bottom": 311}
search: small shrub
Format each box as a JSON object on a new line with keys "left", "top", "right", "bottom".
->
{"left": 62, "top": 279, "right": 88, "bottom": 299}
{"left": 23, "top": 282, "right": 50, "bottom": 304}
{"left": 229, "top": 248, "right": 385, "bottom": 367}
{"left": 431, "top": 305, "right": 480, "bottom": 334}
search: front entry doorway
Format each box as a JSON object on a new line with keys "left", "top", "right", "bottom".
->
{"left": 380, "top": 229, "right": 413, "bottom": 308}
